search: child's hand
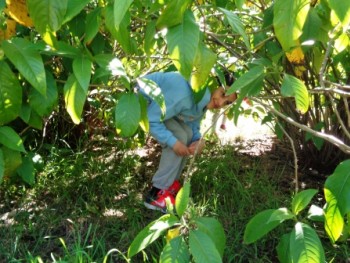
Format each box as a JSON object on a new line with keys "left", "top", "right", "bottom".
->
{"left": 173, "top": 141, "right": 190, "bottom": 156}
{"left": 189, "top": 140, "right": 205, "bottom": 155}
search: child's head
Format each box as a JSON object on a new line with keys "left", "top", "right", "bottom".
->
{"left": 207, "top": 70, "right": 237, "bottom": 110}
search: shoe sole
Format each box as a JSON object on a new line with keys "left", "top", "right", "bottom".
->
{"left": 144, "top": 202, "right": 167, "bottom": 213}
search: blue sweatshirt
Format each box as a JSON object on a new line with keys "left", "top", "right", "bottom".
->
{"left": 139, "top": 72, "right": 211, "bottom": 148}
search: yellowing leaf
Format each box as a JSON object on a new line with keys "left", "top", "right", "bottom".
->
{"left": 166, "top": 226, "right": 181, "bottom": 243}
{"left": 5, "top": 19, "right": 17, "bottom": 39}
{"left": 5, "top": 0, "right": 33, "bottom": 27}
{"left": 286, "top": 46, "right": 305, "bottom": 64}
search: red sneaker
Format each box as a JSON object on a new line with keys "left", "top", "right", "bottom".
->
{"left": 167, "top": 180, "right": 182, "bottom": 196}
{"left": 144, "top": 189, "right": 175, "bottom": 213}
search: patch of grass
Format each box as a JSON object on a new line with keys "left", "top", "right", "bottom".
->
{"left": 0, "top": 137, "right": 348, "bottom": 262}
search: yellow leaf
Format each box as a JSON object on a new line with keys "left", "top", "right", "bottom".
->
{"left": 5, "top": 19, "right": 17, "bottom": 39}
{"left": 286, "top": 46, "right": 305, "bottom": 64}
{"left": 165, "top": 226, "right": 181, "bottom": 243}
{"left": 5, "top": 0, "right": 33, "bottom": 27}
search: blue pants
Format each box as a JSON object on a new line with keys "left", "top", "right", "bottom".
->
{"left": 152, "top": 118, "right": 193, "bottom": 190}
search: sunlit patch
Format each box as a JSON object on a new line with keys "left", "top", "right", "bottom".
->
{"left": 108, "top": 58, "right": 126, "bottom": 76}
{"left": 103, "top": 208, "right": 125, "bottom": 218}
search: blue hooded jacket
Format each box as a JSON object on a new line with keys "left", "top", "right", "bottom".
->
{"left": 139, "top": 72, "right": 211, "bottom": 148}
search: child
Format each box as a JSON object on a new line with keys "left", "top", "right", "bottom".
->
{"left": 138, "top": 71, "right": 236, "bottom": 213}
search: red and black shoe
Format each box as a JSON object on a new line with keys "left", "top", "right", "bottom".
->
{"left": 144, "top": 189, "right": 175, "bottom": 213}
{"left": 167, "top": 180, "right": 182, "bottom": 196}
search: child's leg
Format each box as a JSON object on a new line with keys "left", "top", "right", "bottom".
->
{"left": 151, "top": 118, "right": 192, "bottom": 189}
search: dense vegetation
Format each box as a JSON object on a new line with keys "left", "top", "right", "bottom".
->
{"left": 0, "top": 0, "right": 350, "bottom": 262}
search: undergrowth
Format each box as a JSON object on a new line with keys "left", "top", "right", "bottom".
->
{"left": 0, "top": 136, "right": 328, "bottom": 262}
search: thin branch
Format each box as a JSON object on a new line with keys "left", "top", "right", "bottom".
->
{"left": 344, "top": 97, "right": 350, "bottom": 127}
{"left": 327, "top": 93, "right": 350, "bottom": 140}
{"left": 276, "top": 121, "right": 299, "bottom": 193}
{"left": 253, "top": 98, "right": 350, "bottom": 154}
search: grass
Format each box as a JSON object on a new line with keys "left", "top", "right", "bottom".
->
{"left": 0, "top": 136, "right": 348, "bottom": 262}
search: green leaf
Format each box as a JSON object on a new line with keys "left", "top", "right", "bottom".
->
{"left": 324, "top": 189, "right": 344, "bottom": 243}
{"left": 128, "top": 214, "right": 178, "bottom": 258}
{"left": 115, "top": 93, "right": 141, "bottom": 137}
{"left": 307, "top": 205, "right": 325, "bottom": 222}
{"left": 85, "top": 8, "right": 102, "bottom": 44}
{"left": 139, "top": 95, "right": 149, "bottom": 132}
{"left": 195, "top": 217, "right": 226, "bottom": 257}
{"left": 45, "top": 41, "right": 81, "bottom": 58}
{"left": 166, "top": 10, "right": 200, "bottom": 80}
{"left": 290, "top": 222, "right": 325, "bottom": 263}
{"left": 328, "top": 0, "right": 350, "bottom": 28}
{"left": 137, "top": 77, "right": 166, "bottom": 119}
{"left": 268, "top": 208, "right": 294, "bottom": 223}
{"left": 273, "top": 0, "right": 310, "bottom": 51}
{"left": 63, "top": 0, "right": 91, "bottom": 24}
{"left": 20, "top": 104, "right": 43, "bottom": 130}
{"left": 281, "top": 74, "right": 309, "bottom": 114}
{"left": 276, "top": 233, "right": 291, "bottom": 263}
{"left": 2, "top": 38, "right": 46, "bottom": 96}
{"left": 114, "top": 0, "right": 133, "bottom": 29}
{"left": 190, "top": 43, "right": 217, "bottom": 92}
{"left": 29, "top": 71, "right": 58, "bottom": 117}
{"left": 226, "top": 66, "right": 265, "bottom": 95}
{"left": 0, "top": 149, "right": 4, "bottom": 183}
{"left": 189, "top": 230, "right": 222, "bottom": 263}
{"left": 160, "top": 236, "right": 190, "bottom": 263}
{"left": 144, "top": 20, "right": 157, "bottom": 56}
{"left": 156, "top": 0, "right": 192, "bottom": 29}
{"left": 244, "top": 209, "right": 289, "bottom": 244}
{"left": 175, "top": 181, "right": 190, "bottom": 218}
{"left": 63, "top": 74, "right": 88, "bottom": 124}
{"left": 0, "top": 126, "right": 26, "bottom": 153}
{"left": 16, "top": 156, "right": 35, "bottom": 186}
{"left": 292, "top": 189, "right": 318, "bottom": 216}
{"left": 219, "top": 8, "right": 250, "bottom": 50}
{"left": 73, "top": 56, "right": 92, "bottom": 92}
{"left": 2, "top": 147, "right": 22, "bottom": 179}
{"left": 325, "top": 159, "right": 350, "bottom": 215}
{"left": 0, "top": 61, "right": 22, "bottom": 125}
{"left": 27, "top": 0, "right": 68, "bottom": 33}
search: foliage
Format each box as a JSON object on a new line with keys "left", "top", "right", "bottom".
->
{"left": 244, "top": 159, "right": 350, "bottom": 262}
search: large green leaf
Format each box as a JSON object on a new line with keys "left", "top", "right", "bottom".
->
{"left": 273, "top": 0, "right": 310, "bottom": 51}
{"left": 175, "top": 181, "right": 190, "bottom": 218}
{"left": 128, "top": 214, "right": 178, "bottom": 258}
{"left": 281, "top": 74, "right": 309, "bottom": 114}
{"left": 166, "top": 10, "right": 200, "bottom": 80}
{"left": 105, "top": 6, "right": 135, "bottom": 54}
{"left": 2, "top": 38, "right": 46, "bottom": 96}
{"left": 290, "top": 222, "right": 325, "bottom": 263}
{"left": 0, "top": 126, "right": 26, "bottom": 153}
{"left": 190, "top": 43, "right": 217, "bottom": 92}
{"left": 324, "top": 189, "right": 344, "bottom": 243}
{"left": 276, "top": 233, "right": 291, "bottom": 263}
{"left": 328, "top": 0, "right": 350, "bottom": 28}
{"left": 63, "top": 74, "right": 88, "bottom": 124}
{"left": 137, "top": 77, "right": 166, "bottom": 119}
{"left": 27, "top": 0, "right": 68, "bottom": 33}
{"left": 115, "top": 93, "right": 141, "bottom": 137}
{"left": 0, "top": 61, "right": 22, "bottom": 125}
{"left": 292, "top": 189, "right": 318, "bottom": 216}
{"left": 189, "top": 230, "right": 222, "bottom": 263}
{"left": 160, "top": 236, "right": 190, "bottom": 263}
{"left": 219, "top": 8, "right": 250, "bottom": 50}
{"left": 16, "top": 156, "right": 35, "bottom": 186}
{"left": 0, "top": 149, "right": 4, "bottom": 183}
{"left": 195, "top": 217, "right": 226, "bottom": 257}
{"left": 226, "top": 66, "right": 265, "bottom": 95}
{"left": 2, "top": 147, "right": 22, "bottom": 179}
{"left": 20, "top": 103, "right": 43, "bottom": 130}
{"left": 325, "top": 159, "right": 350, "bottom": 215}
{"left": 144, "top": 20, "right": 157, "bottom": 56}
{"left": 64, "top": 0, "right": 91, "bottom": 24}
{"left": 156, "top": 0, "right": 192, "bottom": 29}
{"left": 85, "top": 8, "right": 102, "bottom": 44}
{"left": 244, "top": 208, "right": 292, "bottom": 244}
{"left": 114, "top": 0, "right": 133, "bottom": 29}
{"left": 29, "top": 71, "right": 58, "bottom": 117}
{"left": 73, "top": 56, "right": 92, "bottom": 92}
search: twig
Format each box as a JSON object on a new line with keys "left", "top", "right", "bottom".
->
{"left": 253, "top": 98, "right": 350, "bottom": 154}
{"left": 276, "top": 122, "right": 299, "bottom": 193}
{"left": 327, "top": 93, "right": 350, "bottom": 140}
